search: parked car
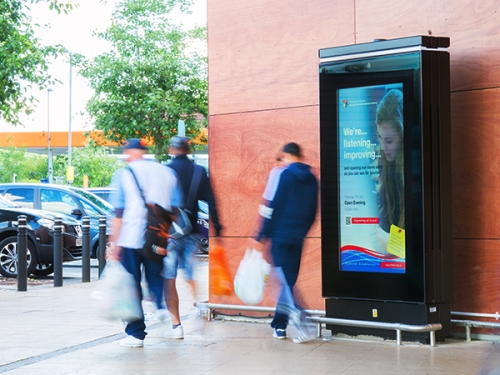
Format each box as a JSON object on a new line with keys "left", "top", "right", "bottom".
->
{"left": 85, "top": 186, "right": 209, "bottom": 254}
{"left": 85, "top": 187, "right": 115, "bottom": 204}
{"left": 196, "top": 200, "right": 209, "bottom": 254}
{"left": 0, "top": 195, "right": 83, "bottom": 278}
{"left": 0, "top": 183, "right": 112, "bottom": 260}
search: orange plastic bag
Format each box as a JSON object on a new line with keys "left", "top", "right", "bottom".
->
{"left": 210, "top": 245, "right": 233, "bottom": 296}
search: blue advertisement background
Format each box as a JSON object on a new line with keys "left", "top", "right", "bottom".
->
{"left": 338, "top": 83, "right": 405, "bottom": 274}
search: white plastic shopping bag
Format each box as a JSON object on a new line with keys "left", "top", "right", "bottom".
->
{"left": 94, "top": 260, "right": 143, "bottom": 322}
{"left": 234, "top": 248, "right": 271, "bottom": 305}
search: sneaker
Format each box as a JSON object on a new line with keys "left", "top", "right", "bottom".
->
{"left": 164, "top": 324, "right": 184, "bottom": 339}
{"left": 144, "top": 312, "right": 156, "bottom": 321}
{"left": 154, "top": 308, "right": 170, "bottom": 322}
{"left": 292, "top": 324, "right": 316, "bottom": 344}
{"left": 273, "top": 328, "right": 287, "bottom": 340}
{"left": 119, "top": 335, "right": 144, "bottom": 347}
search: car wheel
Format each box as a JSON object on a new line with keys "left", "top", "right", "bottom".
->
{"left": 0, "top": 236, "right": 38, "bottom": 278}
{"left": 33, "top": 263, "right": 54, "bottom": 276}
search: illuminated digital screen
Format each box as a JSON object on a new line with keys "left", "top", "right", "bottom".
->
{"left": 338, "top": 83, "right": 406, "bottom": 274}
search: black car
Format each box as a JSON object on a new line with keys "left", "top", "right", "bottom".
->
{"left": 0, "top": 195, "right": 83, "bottom": 278}
{"left": 0, "top": 183, "right": 112, "bottom": 260}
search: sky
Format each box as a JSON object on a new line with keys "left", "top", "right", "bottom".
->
{"left": 1, "top": 0, "right": 207, "bottom": 134}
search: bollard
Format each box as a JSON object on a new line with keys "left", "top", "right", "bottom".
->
{"left": 53, "top": 217, "right": 63, "bottom": 287}
{"left": 17, "top": 215, "right": 28, "bottom": 292}
{"left": 82, "top": 216, "right": 91, "bottom": 282}
{"left": 98, "top": 216, "right": 107, "bottom": 277}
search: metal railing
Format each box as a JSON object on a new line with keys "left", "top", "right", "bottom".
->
{"left": 308, "top": 316, "right": 441, "bottom": 347}
{"left": 451, "top": 319, "right": 500, "bottom": 341}
{"left": 451, "top": 311, "right": 500, "bottom": 341}
{"left": 451, "top": 311, "right": 500, "bottom": 320}
{"left": 195, "top": 302, "right": 442, "bottom": 347}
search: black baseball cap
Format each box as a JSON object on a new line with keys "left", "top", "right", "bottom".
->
{"left": 282, "top": 142, "right": 301, "bottom": 157}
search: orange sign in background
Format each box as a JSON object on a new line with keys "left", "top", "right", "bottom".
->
{"left": 1, "top": 128, "right": 207, "bottom": 150}
{"left": 0, "top": 131, "right": 118, "bottom": 149}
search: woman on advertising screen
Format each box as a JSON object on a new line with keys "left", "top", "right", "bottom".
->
{"left": 373, "top": 89, "right": 405, "bottom": 254}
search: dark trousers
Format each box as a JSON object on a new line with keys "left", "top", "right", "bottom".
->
{"left": 120, "top": 247, "right": 164, "bottom": 339}
{"left": 270, "top": 241, "right": 303, "bottom": 330}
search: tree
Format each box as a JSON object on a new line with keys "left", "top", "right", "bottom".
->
{"left": 0, "top": 0, "right": 74, "bottom": 125}
{"left": 78, "top": 0, "right": 207, "bottom": 161}
{"left": 0, "top": 147, "right": 47, "bottom": 182}
{"left": 0, "top": 138, "right": 124, "bottom": 187}
{"left": 65, "top": 144, "right": 125, "bottom": 187}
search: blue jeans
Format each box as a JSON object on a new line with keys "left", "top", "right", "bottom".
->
{"left": 120, "top": 247, "right": 164, "bottom": 340}
{"left": 162, "top": 234, "right": 199, "bottom": 280}
{"left": 270, "top": 241, "right": 303, "bottom": 330}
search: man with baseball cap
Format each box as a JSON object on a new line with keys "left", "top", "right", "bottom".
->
{"left": 109, "top": 138, "right": 181, "bottom": 347}
{"left": 161, "top": 135, "right": 223, "bottom": 340}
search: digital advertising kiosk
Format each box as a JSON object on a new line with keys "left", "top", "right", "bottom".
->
{"left": 319, "top": 36, "right": 452, "bottom": 342}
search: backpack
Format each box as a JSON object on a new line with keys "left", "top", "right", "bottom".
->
{"left": 128, "top": 164, "right": 203, "bottom": 262}
{"left": 168, "top": 165, "right": 203, "bottom": 240}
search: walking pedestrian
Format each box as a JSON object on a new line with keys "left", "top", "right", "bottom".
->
{"left": 109, "top": 138, "right": 180, "bottom": 347}
{"left": 162, "top": 136, "right": 223, "bottom": 339}
{"left": 256, "top": 142, "right": 318, "bottom": 342}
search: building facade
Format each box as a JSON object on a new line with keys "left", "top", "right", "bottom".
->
{"left": 207, "top": 0, "right": 500, "bottom": 335}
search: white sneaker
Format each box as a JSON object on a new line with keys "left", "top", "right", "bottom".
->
{"left": 164, "top": 325, "right": 184, "bottom": 339}
{"left": 154, "top": 308, "right": 170, "bottom": 322}
{"left": 292, "top": 324, "right": 316, "bottom": 344}
{"left": 120, "top": 335, "right": 144, "bottom": 347}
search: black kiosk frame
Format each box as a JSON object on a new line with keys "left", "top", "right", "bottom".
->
{"left": 319, "top": 36, "right": 452, "bottom": 343}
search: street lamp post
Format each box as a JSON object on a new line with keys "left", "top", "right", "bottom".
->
{"left": 67, "top": 51, "right": 74, "bottom": 184}
{"left": 68, "top": 52, "right": 72, "bottom": 168}
{"left": 47, "top": 88, "right": 53, "bottom": 184}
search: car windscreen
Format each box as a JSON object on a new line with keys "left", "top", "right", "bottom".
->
{"left": 69, "top": 188, "right": 114, "bottom": 215}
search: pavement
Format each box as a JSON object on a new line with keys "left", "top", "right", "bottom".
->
{"left": 1, "top": 257, "right": 500, "bottom": 375}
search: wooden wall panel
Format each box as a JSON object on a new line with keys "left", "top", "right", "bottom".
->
{"left": 209, "top": 237, "right": 323, "bottom": 311}
{"left": 208, "top": 0, "right": 354, "bottom": 115}
{"left": 207, "top": 106, "right": 323, "bottom": 310}
{"left": 207, "top": 0, "right": 500, "bottom": 320}
{"left": 355, "top": 0, "right": 500, "bottom": 92}
{"left": 451, "top": 89, "right": 500, "bottom": 239}
{"left": 208, "top": 107, "right": 320, "bottom": 238}
{"left": 452, "top": 239, "right": 500, "bottom": 313}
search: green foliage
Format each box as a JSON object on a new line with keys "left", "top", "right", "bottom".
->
{"left": 0, "top": 143, "right": 124, "bottom": 187}
{"left": 0, "top": 147, "right": 47, "bottom": 182}
{"left": 67, "top": 145, "right": 125, "bottom": 187}
{"left": 0, "top": 0, "right": 75, "bottom": 125}
{"left": 78, "top": 0, "right": 207, "bottom": 161}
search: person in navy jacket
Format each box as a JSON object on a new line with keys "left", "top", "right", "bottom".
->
{"left": 256, "top": 142, "right": 318, "bottom": 341}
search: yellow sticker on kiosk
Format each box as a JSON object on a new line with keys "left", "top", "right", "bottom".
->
{"left": 387, "top": 225, "right": 405, "bottom": 259}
